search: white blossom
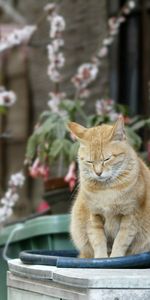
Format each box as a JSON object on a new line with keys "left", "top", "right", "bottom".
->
{"left": 9, "top": 172, "right": 25, "bottom": 187}
{"left": 0, "top": 206, "right": 13, "bottom": 222}
{"left": 44, "top": 3, "right": 56, "bottom": 12}
{"left": 0, "top": 25, "right": 37, "bottom": 53}
{"left": 103, "top": 37, "right": 114, "bottom": 46}
{"left": 0, "top": 171, "right": 25, "bottom": 224}
{"left": 108, "top": 17, "right": 119, "bottom": 33}
{"left": 5, "top": 189, "right": 12, "bottom": 199}
{"left": 96, "top": 99, "right": 115, "bottom": 115}
{"left": 50, "top": 15, "right": 66, "bottom": 38}
{"left": 79, "top": 89, "right": 90, "bottom": 99}
{"left": 48, "top": 49, "right": 65, "bottom": 68}
{"left": 109, "top": 112, "right": 120, "bottom": 122}
{"left": 52, "top": 39, "right": 64, "bottom": 51}
{"left": 118, "top": 16, "right": 126, "bottom": 24}
{"left": 47, "top": 92, "right": 66, "bottom": 113}
{"left": 0, "top": 87, "right": 17, "bottom": 107}
{"left": 98, "top": 47, "right": 108, "bottom": 58}
{"left": 47, "top": 65, "right": 61, "bottom": 82}
{"left": 48, "top": 98, "right": 60, "bottom": 112}
{"left": 128, "top": 1, "right": 135, "bottom": 9}
{"left": 56, "top": 52, "right": 65, "bottom": 68}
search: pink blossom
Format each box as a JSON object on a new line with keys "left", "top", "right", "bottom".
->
{"left": 29, "top": 158, "right": 50, "bottom": 180}
{"left": 29, "top": 158, "right": 41, "bottom": 178}
{"left": 36, "top": 200, "right": 50, "bottom": 213}
{"left": 29, "top": 165, "right": 40, "bottom": 178}
{"left": 38, "top": 165, "right": 50, "bottom": 181}
{"left": 123, "top": 116, "right": 132, "bottom": 125}
{"left": 78, "top": 63, "right": 98, "bottom": 82}
{"left": 70, "top": 132, "right": 76, "bottom": 141}
{"left": 69, "top": 177, "right": 76, "bottom": 191}
{"left": 64, "top": 161, "right": 76, "bottom": 191}
{"left": 72, "top": 63, "right": 98, "bottom": 91}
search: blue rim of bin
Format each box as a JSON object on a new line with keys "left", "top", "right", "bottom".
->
{"left": 20, "top": 249, "right": 150, "bottom": 269}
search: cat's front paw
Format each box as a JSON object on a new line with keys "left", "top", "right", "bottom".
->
{"left": 110, "top": 250, "right": 125, "bottom": 258}
{"left": 94, "top": 251, "right": 108, "bottom": 258}
{"left": 79, "top": 252, "right": 93, "bottom": 259}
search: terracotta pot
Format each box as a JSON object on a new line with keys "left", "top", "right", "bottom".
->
{"left": 44, "top": 177, "right": 69, "bottom": 191}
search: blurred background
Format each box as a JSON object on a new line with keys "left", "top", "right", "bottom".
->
{"left": 0, "top": 0, "right": 150, "bottom": 222}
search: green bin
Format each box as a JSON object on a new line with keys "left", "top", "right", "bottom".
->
{"left": 0, "top": 214, "right": 74, "bottom": 300}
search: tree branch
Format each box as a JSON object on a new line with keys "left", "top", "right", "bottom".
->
{"left": 0, "top": 0, "right": 26, "bottom": 25}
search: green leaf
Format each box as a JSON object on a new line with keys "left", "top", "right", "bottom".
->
{"left": 116, "top": 104, "right": 129, "bottom": 115}
{"left": 125, "top": 127, "right": 142, "bottom": 150}
{"left": 0, "top": 106, "right": 7, "bottom": 114}
{"left": 36, "top": 118, "right": 56, "bottom": 135}
{"left": 49, "top": 139, "right": 63, "bottom": 160}
{"left": 131, "top": 120, "right": 147, "bottom": 131}
{"left": 62, "top": 139, "right": 73, "bottom": 157}
{"left": 55, "top": 119, "right": 66, "bottom": 139}
{"left": 86, "top": 115, "right": 105, "bottom": 127}
{"left": 39, "top": 111, "right": 52, "bottom": 122}
{"left": 70, "top": 141, "right": 79, "bottom": 161}
{"left": 60, "top": 99, "right": 76, "bottom": 111}
{"left": 129, "top": 115, "right": 141, "bottom": 125}
{"left": 26, "top": 134, "right": 38, "bottom": 160}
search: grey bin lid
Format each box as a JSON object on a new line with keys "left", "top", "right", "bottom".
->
{"left": 8, "top": 259, "right": 150, "bottom": 289}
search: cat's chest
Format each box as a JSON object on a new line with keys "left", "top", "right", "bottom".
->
{"left": 85, "top": 188, "right": 122, "bottom": 216}
{"left": 85, "top": 189, "right": 122, "bottom": 240}
{"left": 104, "top": 214, "right": 121, "bottom": 241}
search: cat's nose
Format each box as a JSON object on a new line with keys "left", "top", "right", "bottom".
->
{"left": 95, "top": 171, "right": 102, "bottom": 177}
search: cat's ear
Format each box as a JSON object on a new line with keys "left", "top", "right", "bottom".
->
{"left": 67, "top": 122, "right": 86, "bottom": 140}
{"left": 112, "top": 116, "right": 126, "bottom": 141}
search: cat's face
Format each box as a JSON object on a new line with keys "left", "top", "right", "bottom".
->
{"left": 68, "top": 118, "right": 130, "bottom": 183}
{"left": 78, "top": 138, "right": 127, "bottom": 182}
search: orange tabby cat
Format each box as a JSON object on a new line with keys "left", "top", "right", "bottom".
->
{"left": 68, "top": 117, "right": 150, "bottom": 258}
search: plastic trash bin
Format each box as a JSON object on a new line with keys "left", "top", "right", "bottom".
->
{"left": 0, "top": 214, "right": 73, "bottom": 300}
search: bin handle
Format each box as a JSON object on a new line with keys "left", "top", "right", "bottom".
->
{"left": 3, "top": 223, "right": 24, "bottom": 262}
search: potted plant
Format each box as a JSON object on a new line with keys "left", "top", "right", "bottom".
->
{"left": 25, "top": 2, "right": 150, "bottom": 213}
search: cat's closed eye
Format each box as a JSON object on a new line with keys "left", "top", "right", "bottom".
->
{"left": 85, "top": 156, "right": 112, "bottom": 164}
{"left": 104, "top": 156, "right": 112, "bottom": 162}
{"left": 86, "top": 160, "right": 94, "bottom": 164}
